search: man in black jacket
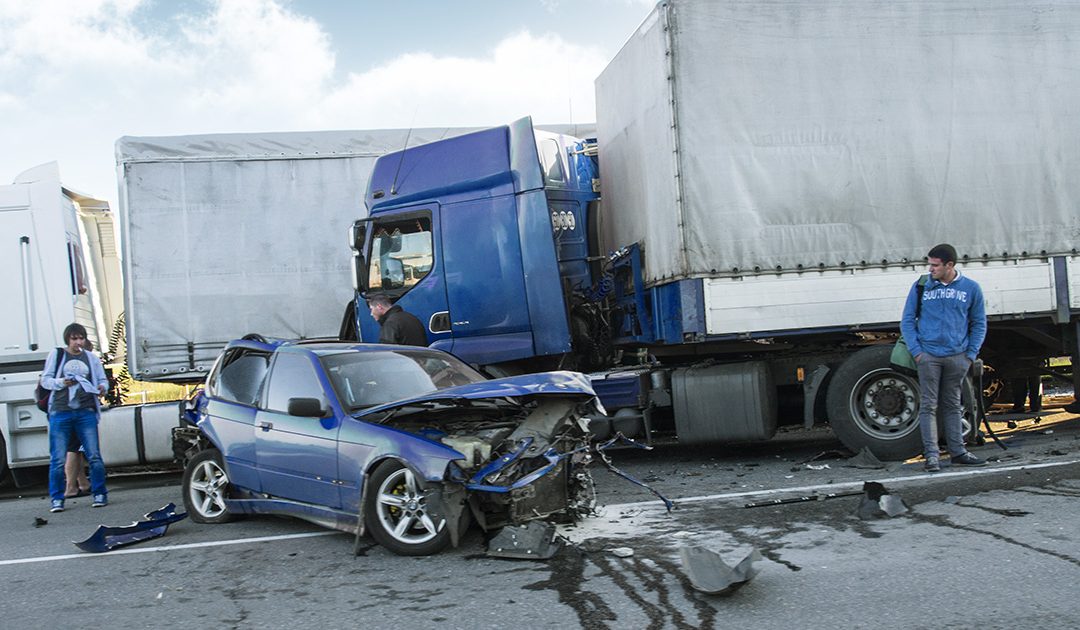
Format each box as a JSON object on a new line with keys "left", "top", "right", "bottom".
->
{"left": 368, "top": 296, "right": 427, "bottom": 346}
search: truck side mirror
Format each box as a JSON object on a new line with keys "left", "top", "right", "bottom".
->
{"left": 382, "top": 257, "right": 405, "bottom": 289}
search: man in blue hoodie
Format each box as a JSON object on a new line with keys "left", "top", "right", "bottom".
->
{"left": 900, "top": 243, "right": 988, "bottom": 472}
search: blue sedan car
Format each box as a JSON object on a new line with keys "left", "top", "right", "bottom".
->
{"left": 175, "top": 336, "right": 599, "bottom": 555}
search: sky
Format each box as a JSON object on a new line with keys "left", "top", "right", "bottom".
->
{"left": 0, "top": 0, "right": 655, "bottom": 208}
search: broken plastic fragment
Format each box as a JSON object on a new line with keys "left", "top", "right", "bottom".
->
{"left": 611, "top": 547, "right": 634, "bottom": 558}
{"left": 486, "top": 521, "right": 561, "bottom": 560}
{"left": 73, "top": 503, "right": 187, "bottom": 553}
{"left": 679, "top": 546, "right": 762, "bottom": 595}
{"left": 845, "top": 447, "right": 886, "bottom": 470}
{"left": 856, "top": 482, "right": 908, "bottom": 519}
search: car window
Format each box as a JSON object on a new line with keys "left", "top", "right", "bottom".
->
{"left": 264, "top": 352, "right": 327, "bottom": 414}
{"left": 322, "top": 350, "right": 485, "bottom": 412}
{"left": 210, "top": 350, "right": 270, "bottom": 406}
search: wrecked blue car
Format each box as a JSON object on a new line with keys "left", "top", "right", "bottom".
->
{"left": 173, "top": 336, "right": 599, "bottom": 556}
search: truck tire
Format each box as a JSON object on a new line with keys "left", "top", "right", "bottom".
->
{"left": 827, "top": 346, "right": 978, "bottom": 461}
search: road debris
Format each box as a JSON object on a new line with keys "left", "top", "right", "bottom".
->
{"left": 844, "top": 447, "right": 887, "bottom": 470}
{"left": 679, "top": 546, "right": 762, "bottom": 595}
{"left": 744, "top": 490, "right": 862, "bottom": 509}
{"left": 33, "top": 517, "right": 47, "bottom": 528}
{"left": 856, "top": 482, "right": 908, "bottom": 519}
{"left": 611, "top": 547, "right": 635, "bottom": 558}
{"left": 486, "top": 521, "right": 561, "bottom": 560}
{"left": 73, "top": 503, "right": 187, "bottom": 553}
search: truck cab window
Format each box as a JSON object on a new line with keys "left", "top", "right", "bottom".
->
{"left": 67, "top": 241, "right": 88, "bottom": 295}
{"left": 367, "top": 216, "right": 433, "bottom": 291}
{"left": 538, "top": 139, "right": 566, "bottom": 185}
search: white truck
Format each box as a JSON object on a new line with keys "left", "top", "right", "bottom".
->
{"left": 1, "top": 163, "right": 176, "bottom": 486}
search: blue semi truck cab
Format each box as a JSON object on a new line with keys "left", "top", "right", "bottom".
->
{"left": 350, "top": 118, "right": 625, "bottom": 372}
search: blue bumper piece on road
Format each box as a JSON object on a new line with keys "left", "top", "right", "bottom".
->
{"left": 73, "top": 503, "right": 188, "bottom": 553}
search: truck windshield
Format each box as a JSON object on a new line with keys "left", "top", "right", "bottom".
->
{"left": 321, "top": 349, "right": 485, "bottom": 412}
{"left": 367, "top": 216, "right": 433, "bottom": 292}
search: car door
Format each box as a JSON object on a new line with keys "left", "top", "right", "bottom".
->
{"left": 254, "top": 350, "right": 342, "bottom": 508}
{"left": 203, "top": 348, "right": 271, "bottom": 492}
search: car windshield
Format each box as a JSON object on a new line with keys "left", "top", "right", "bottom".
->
{"left": 320, "top": 349, "right": 486, "bottom": 412}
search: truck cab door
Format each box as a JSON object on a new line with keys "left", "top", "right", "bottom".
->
{"left": 357, "top": 206, "right": 450, "bottom": 348}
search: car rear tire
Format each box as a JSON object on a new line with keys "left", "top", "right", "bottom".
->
{"left": 182, "top": 449, "right": 237, "bottom": 524}
{"left": 364, "top": 460, "right": 450, "bottom": 556}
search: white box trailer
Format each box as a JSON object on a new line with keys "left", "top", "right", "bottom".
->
{"left": 116, "top": 124, "right": 595, "bottom": 381}
{"left": 589, "top": 0, "right": 1079, "bottom": 458}
{"left": 597, "top": 0, "right": 1080, "bottom": 289}
{"left": 1, "top": 164, "right": 175, "bottom": 483}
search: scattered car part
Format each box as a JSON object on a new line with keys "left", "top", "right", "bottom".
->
{"left": 844, "top": 446, "right": 886, "bottom": 469}
{"left": 744, "top": 490, "right": 862, "bottom": 509}
{"left": 856, "top": 481, "right": 908, "bottom": 519}
{"left": 33, "top": 517, "right": 47, "bottom": 528}
{"left": 595, "top": 433, "right": 674, "bottom": 511}
{"left": 73, "top": 503, "right": 187, "bottom": 553}
{"left": 679, "top": 546, "right": 762, "bottom": 595}
{"left": 486, "top": 520, "right": 561, "bottom": 560}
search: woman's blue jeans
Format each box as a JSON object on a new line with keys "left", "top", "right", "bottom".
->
{"left": 48, "top": 408, "right": 107, "bottom": 501}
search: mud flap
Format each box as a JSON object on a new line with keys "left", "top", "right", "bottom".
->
{"left": 73, "top": 503, "right": 187, "bottom": 553}
{"left": 486, "top": 521, "right": 562, "bottom": 560}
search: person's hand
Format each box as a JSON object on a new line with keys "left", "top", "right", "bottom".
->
{"left": 914, "top": 354, "right": 922, "bottom": 363}
{"left": 64, "top": 378, "right": 76, "bottom": 386}
{"left": 98, "top": 384, "right": 107, "bottom": 394}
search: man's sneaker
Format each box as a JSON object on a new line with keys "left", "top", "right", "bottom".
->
{"left": 951, "top": 452, "right": 987, "bottom": 467}
{"left": 924, "top": 458, "right": 941, "bottom": 473}
{"left": 92, "top": 494, "right": 108, "bottom": 507}
{"left": 50, "top": 499, "right": 65, "bottom": 513}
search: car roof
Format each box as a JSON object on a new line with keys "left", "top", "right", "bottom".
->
{"left": 222, "top": 336, "right": 436, "bottom": 357}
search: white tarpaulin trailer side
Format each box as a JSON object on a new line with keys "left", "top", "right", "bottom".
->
{"left": 596, "top": 0, "right": 1080, "bottom": 285}
{"left": 116, "top": 124, "right": 594, "bottom": 380}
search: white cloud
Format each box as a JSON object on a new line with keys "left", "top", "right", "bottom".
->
{"left": 0, "top": 0, "right": 606, "bottom": 206}
{"left": 314, "top": 31, "right": 605, "bottom": 129}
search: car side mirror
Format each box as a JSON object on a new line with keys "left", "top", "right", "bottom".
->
{"left": 288, "top": 397, "right": 328, "bottom": 418}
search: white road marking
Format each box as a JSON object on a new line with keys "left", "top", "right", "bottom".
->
{"left": 0, "top": 530, "right": 341, "bottom": 567}
{"left": 6, "top": 458, "right": 1078, "bottom": 567}
{"left": 604, "top": 458, "right": 1080, "bottom": 512}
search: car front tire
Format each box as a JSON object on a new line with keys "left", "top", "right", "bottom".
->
{"left": 182, "top": 448, "right": 237, "bottom": 524}
{"left": 364, "top": 460, "right": 450, "bottom": 556}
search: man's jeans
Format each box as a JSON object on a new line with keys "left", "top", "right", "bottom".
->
{"left": 916, "top": 353, "right": 971, "bottom": 460}
{"left": 48, "top": 408, "right": 107, "bottom": 501}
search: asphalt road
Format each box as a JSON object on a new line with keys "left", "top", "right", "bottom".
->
{"left": 2, "top": 412, "right": 1079, "bottom": 629}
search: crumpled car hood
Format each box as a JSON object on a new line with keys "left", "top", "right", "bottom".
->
{"left": 356, "top": 370, "right": 596, "bottom": 418}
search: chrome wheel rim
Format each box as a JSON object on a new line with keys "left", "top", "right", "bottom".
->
{"left": 374, "top": 467, "right": 441, "bottom": 545}
{"left": 189, "top": 459, "right": 229, "bottom": 518}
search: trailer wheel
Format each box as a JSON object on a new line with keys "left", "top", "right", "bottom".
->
{"left": 828, "top": 346, "right": 978, "bottom": 461}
